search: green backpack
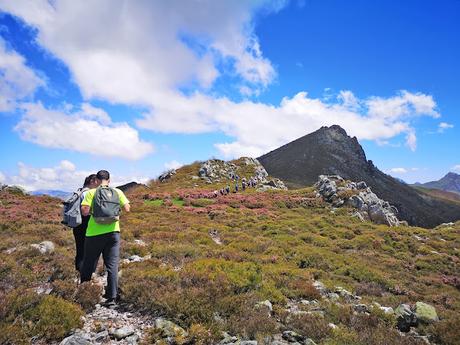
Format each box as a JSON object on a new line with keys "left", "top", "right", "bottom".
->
{"left": 92, "top": 186, "right": 120, "bottom": 224}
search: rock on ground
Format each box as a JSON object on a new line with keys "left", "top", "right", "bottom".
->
{"left": 414, "top": 302, "right": 438, "bottom": 323}
{"left": 30, "top": 240, "right": 55, "bottom": 254}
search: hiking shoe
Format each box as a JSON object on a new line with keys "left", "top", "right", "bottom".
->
{"left": 102, "top": 298, "right": 117, "bottom": 309}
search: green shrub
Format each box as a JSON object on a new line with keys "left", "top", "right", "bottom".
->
{"left": 25, "top": 295, "right": 83, "bottom": 341}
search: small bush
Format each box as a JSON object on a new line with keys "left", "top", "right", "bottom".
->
{"left": 283, "top": 313, "right": 332, "bottom": 343}
{"left": 51, "top": 279, "right": 77, "bottom": 300}
{"left": 186, "top": 323, "right": 221, "bottom": 345}
{"left": 75, "top": 281, "right": 102, "bottom": 312}
{"left": 427, "top": 314, "right": 460, "bottom": 345}
{"left": 26, "top": 295, "right": 83, "bottom": 341}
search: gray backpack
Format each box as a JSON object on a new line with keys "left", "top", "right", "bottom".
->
{"left": 62, "top": 187, "right": 88, "bottom": 228}
{"left": 92, "top": 186, "right": 121, "bottom": 224}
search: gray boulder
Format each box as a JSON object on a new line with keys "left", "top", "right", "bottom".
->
{"left": 30, "top": 241, "right": 55, "bottom": 254}
{"left": 59, "top": 334, "right": 92, "bottom": 345}
{"left": 395, "top": 304, "right": 417, "bottom": 332}
{"left": 414, "top": 302, "right": 438, "bottom": 323}
{"left": 110, "top": 325, "right": 135, "bottom": 340}
{"left": 153, "top": 318, "right": 188, "bottom": 338}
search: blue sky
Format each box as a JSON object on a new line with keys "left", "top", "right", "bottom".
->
{"left": 0, "top": 0, "right": 458, "bottom": 191}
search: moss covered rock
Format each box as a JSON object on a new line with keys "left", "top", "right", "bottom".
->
{"left": 415, "top": 302, "right": 438, "bottom": 324}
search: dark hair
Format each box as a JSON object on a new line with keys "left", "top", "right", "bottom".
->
{"left": 96, "top": 170, "right": 110, "bottom": 181}
{"left": 83, "top": 174, "right": 97, "bottom": 188}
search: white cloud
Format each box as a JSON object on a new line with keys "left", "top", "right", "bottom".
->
{"left": 438, "top": 122, "right": 454, "bottom": 133}
{"left": 366, "top": 91, "right": 439, "bottom": 120}
{"left": 388, "top": 167, "right": 419, "bottom": 175}
{"left": 7, "top": 160, "right": 90, "bottom": 191}
{"left": 15, "top": 102, "right": 154, "bottom": 160}
{"left": 0, "top": 2, "right": 444, "bottom": 159}
{"left": 337, "top": 90, "right": 360, "bottom": 110}
{"left": 59, "top": 160, "right": 76, "bottom": 171}
{"left": 452, "top": 165, "right": 460, "bottom": 173}
{"left": 389, "top": 168, "right": 408, "bottom": 174}
{"left": 0, "top": 0, "right": 280, "bottom": 103}
{"left": 137, "top": 90, "right": 439, "bottom": 157}
{"left": 164, "top": 160, "right": 183, "bottom": 171}
{"left": 2, "top": 160, "right": 149, "bottom": 191}
{"left": 0, "top": 171, "right": 5, "bottom": 183}
{"left": 0, "top": 37, "right": 44, "bottom": 112}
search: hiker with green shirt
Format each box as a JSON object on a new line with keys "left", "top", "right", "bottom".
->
{"left": 80, "top": 170, "right": 130, "bottom": 306}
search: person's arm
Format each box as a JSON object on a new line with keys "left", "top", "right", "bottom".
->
{"left": 118, "top": 189, "right": 130, "bottom": 213}
{"left": 81, "top": 205, "right": 90, "bottom": 216}
{"left": 81, "top": 190, "right": 93, "bottom": 217}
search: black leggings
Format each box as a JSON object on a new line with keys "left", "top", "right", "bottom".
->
{"left": 72, "top": 215, "right": 90, "bottom": 272}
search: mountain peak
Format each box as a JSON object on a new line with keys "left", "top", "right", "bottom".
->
{"left": 445, "top": 172, "right": 460, "bottom": 178}
{"left": 258, "top": 125, "right": 460, "bottom": 227}
{"left": 320, "top": 124, "right": 349, "bottom": 136}
{"left": 419, "top": 172, "right": 460, "bottom": 195}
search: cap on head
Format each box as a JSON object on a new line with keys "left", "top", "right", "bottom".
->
{"left": 96, "top": 170, "right": 110, "bottom": 181}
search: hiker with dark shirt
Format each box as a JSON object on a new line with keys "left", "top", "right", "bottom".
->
{"left": 225, "top": 185, "right": 230, "bottom": 194}
{"left": 80, "top": 170, "right": 130, "bottom": 306}
{"left": 72, "top": 174, "right": 99, "bottom": 273}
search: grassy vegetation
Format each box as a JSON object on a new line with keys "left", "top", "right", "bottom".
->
{"left": 0, "top": 159, "right": 459, "bottom": 344}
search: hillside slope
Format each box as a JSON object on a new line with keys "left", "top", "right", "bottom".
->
{"left": 258, "top": 125, "right": 460, "bottom": 228}
{"left": 1, "top": 160, "right": 459, "bottom": 345}
{"left": 412, "top": 186, "right": 460, "bottom": 206}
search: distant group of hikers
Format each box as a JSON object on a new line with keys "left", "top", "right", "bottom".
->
{"left": 62, "top": 170, "right": 130, "bottom": 307}
{"left": 218, "top": 174, "right": 258, "bottom": 195}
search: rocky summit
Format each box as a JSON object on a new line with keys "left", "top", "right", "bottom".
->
{"left": 258, "top": 125, "right": 460, "bottom": 228}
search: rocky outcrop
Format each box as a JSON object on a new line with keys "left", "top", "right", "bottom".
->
{"left": 198, "top": 158, "right": 287, "bottom": 190}
{"left": 199, "top": 159, "right": 238, "bottom": 182}
{"left": 158, "top": 169, "right": 176, "bottom": 182}
{"left": 0, "top": 184, "right": 26, "bottom": 195}
{"left": 315, "top": 175, "right": 401, "bottom": 226}
{"left": 395, "top": 302, "right": 438, "bottom": 332}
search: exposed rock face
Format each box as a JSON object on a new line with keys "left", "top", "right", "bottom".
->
{"left": 198, "top": 158, "right": 287, "bottom": 190}
{"left": 199, "top": 159, "right": 238, "bottom": 182}
{"left": 158, "top": 169, "right": 176, "bottom": 182}
{"left": 315, "top": 175, "right": 401, "bottom": 226}
{"left": 258, "top": 125, "right": 460, "bottom": 228}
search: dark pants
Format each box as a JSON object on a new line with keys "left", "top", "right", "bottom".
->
{"left": 80, "top": 231, "right": 120, "bottom": 299}
{"left": 72, "top": 215, "right": 90, "bottom": 272}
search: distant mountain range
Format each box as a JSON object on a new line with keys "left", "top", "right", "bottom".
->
{"left": 30, "top": 190, "right": 71, "bottom": 200}
{"left": 27, "top": 182, "right": 144, "bottom": 200}
{"left": 414, "top": 172, "right": 460, "bottom": 194}
{"left": 258, "top": 125, "right": 460, "bottom": 228}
